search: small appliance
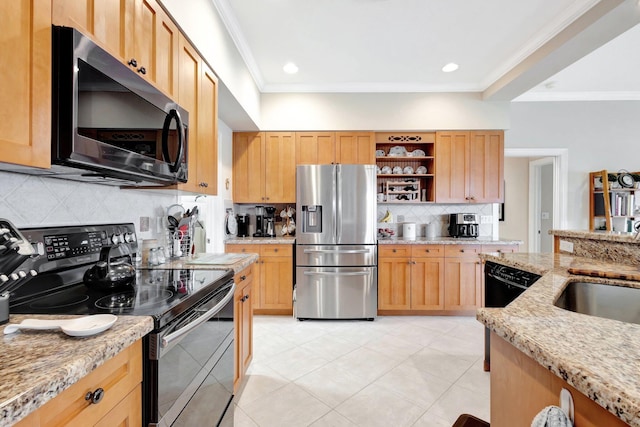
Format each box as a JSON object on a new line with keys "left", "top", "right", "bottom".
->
{"left": 448, "top": 213, "right": 479, "bottom": 238}
{"left": 253, "top": 206, "right": 265, "bottom": 237}
{"left": 236, "top": 214, "right": 250, "bottom": 237}
{"left": 264, "top": 207, "right": 277, "bottom": 237}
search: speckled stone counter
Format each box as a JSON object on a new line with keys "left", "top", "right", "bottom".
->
{"left": 150, "top": 253, "right": 259, "bottom": 273}
{"left": 224, "top": 236, "right": 295, "bottom": 244}
{"left": 378, "top": 237, "right": 522, "bottom": 245}
{"left": 0, "top": 315, "right": 153, "bottom": 426}
{"left": 478, "top": 252, "right": 640, "bottom": 426}
{"left": 552, "top": 229, "right": 640, "bottom": 265}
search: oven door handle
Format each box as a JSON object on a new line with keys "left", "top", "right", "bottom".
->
{"left": 303, "top": 270, "right": 371, "bottom": 277}
{"left": 161, "top": 283, "right": 235, "bottom": 348}
{"left": 303, "top": 249, "right": 370, "bottom": 254}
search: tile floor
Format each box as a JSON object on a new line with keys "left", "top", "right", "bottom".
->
{"left": 232, "top": 315, "right": 490, "bottom": 427}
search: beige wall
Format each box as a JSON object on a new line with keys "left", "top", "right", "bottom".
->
{"left": 500, "top": 157, "right": 530, "bottom": 248}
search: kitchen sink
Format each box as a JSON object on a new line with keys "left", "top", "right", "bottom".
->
{"left": 554, "top": 281, "right": 640, "bottom": 325}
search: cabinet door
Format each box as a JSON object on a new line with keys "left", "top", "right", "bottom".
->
{"left": 94, "top": 385, "right": 142, "bottom": 427}
{"left": 296, "top": 132, "right": 335, "bottom": 165}
{"left": 0, "top": 0, "right": 51, "bottom": 168}
{"left": 195, "top": 63, "right": 218, "bottom": 194}
{"left": 226, "top": 244, "right": 262, "bottom": 309}
{"left": 411, "top": 258, "right": 444, "bottom": 310}
{"left": 444, "top": 257, "right": 481, "bottom": 310}
{"left": 264, "top": 132, "right": 296, "bottom": 203}
{"left": 152, "top": 4, "right": 179, "bottom": 98}
{"left": 260, "top": 256, "right": 293, "bottom": 310}
{"left": 233, "top": 133, "right": 265, "bottom": 203}
{"left": 468, "top": 131, "right": 504, "bottom": 203}
{"left": 233, "top": 267, "right": 253, "bottom": 392}
{"left": 378, "top": 257, "right": 411, "bottom": 310}
{"left": 175, "top": 36, "right": 200, "bottom": 193}
{"left": 435, "top": 131, "right": 469, "bottom": 203}
{"left": 241, "top": 278, "right": 253, "bottom": 374}
{"left": 335, "top": 132, "right": 375, "bottom": 164}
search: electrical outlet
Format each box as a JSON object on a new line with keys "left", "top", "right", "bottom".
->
{"left": 559, "top": 240, "right": 574, "bottom": 253}
{"left": 480, "top": 215, "right": 492, "bottom": 224}
{"left": 140, "top": 216, "right": 150, "bottom": 232}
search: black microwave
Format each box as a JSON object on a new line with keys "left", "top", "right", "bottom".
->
{"left": 51, "top": 26, "right": 188, "bottom": 186}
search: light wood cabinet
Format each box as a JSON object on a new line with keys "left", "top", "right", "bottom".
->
{"left": 52, "top": 0, "right": 179, "bottom": 98}
{"left": 226, "top": 244, "right": 294, "bottom": 315}
{"left": 0, "top": 0, "right": 51, "bottom": 169}
{"left": 444, "top": 245, "right": 482, "bottom": 310}
{"left": 336, "top": 132, "right": 376, "bottom": 164}
{"left": 378, "top": 245, "right": 444, "bottom": 311}
{"left": 162, "top": 36, "right": 217, "bottom": 194}
{"left": 15, "top": 340, "right": 142, "bottom": 427}
{"left": 296, "top": 132, "right": 336, "bottom": 165}
{"left": 296, "top": 132, "right": 375, "bottom": 165}
{"left": 233, "top": 132, "right": 296, "bottom": 203}
{"left": 490, "top": 331, "right": 628, "bottom": 427}
{"left": 233, "top": 264, "right": 254, "bottom": 392}
{"left": 435, "top": 130, "right": 504, "bottom": 203}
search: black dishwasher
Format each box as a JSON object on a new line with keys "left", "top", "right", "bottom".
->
{"left": 483, "top": 261, "right": 541, "bottom": 371}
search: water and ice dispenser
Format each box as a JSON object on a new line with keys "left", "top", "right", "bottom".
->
{"left": 301, "top": 205, "right": 322, "bottom": 233}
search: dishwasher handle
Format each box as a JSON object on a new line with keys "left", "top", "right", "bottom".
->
{"left": 303, "top": 270, "right": 371, "bottom": 277}
{"left": 303, "top": 249, "right": 370, "bottom": 254}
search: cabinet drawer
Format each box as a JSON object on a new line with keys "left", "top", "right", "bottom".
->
{"left": 234, "top": 265, "right": 254, "bottom": 288}
{"left": 226, "top": 244, "right": 261, "bottom": 254}
{"left": 18, "top": 340, "right": 142, "bottom": 427}
{"left": 379, "top": 245, "right": 411, "bottom": 258}
{"left": 481, "top": 244, "right": 519, "bottom": 254}
{"left": 444, "top": 245, "right": 482, "bottom": 257}
{"left": 261, "top": 244, "right": 293, "bottom": 257}
{"left": 411, "top": 245, "right": 444, "bottom": 258}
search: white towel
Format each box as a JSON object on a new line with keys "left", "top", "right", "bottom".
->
{"left": 531, "top": 406, "right": 572, "bottom": 427}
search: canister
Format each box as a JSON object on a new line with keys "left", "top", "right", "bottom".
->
{"left": 403, "top": 223, "right": 416, "bottom": 240}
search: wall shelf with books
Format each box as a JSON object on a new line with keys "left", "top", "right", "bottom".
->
{"left": 590, "top": 170, "right": 640, "bottom": 231}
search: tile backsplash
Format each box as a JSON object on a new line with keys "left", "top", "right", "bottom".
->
{"left": 0, "top": 171, "right": 177, "bottom": 241}
{"left": 377, "top": 203, "right": 495, "bottom": 237}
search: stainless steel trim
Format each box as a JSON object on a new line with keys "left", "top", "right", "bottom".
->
{"left": 303, "top": 249, "right": 370, "bottom": 254}
{"left": 336, "top": 165, "right": 342, "bottom": 242}
{"left": 161, "top": 282, "right": 235, "bottom": 348}
{"left": 303, "top": 270, "right": 371, "bottom": 276}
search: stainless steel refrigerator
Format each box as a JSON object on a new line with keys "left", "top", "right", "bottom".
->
{"left": 295, "top": 164, "right": 377, "bottom": 320}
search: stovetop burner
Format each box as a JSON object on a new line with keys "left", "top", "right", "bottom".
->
{"left": 95, "top": 289, "right": 173, "bottom": 310}
{"left": 30, "top": 294, "right": 90, "bottom": 310}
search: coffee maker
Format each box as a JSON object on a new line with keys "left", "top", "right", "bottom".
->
{"left": 253, "top": 205, "right": 265, "bottom": 237}
{"left": 236, "top": 214, "right": 249, "bottom": 237}
{"left": 264, "top": 207, "right": 277, "bottom": 237}
{"left": 448, "top": 213, "right": 479, "bottom": 238}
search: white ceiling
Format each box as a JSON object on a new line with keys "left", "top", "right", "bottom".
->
{"left": 212, "top": 0, "right": 640, "bottom": 101}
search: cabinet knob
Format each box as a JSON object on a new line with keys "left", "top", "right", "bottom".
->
{"left": 460, "top": 249, "right": 465, "bottom": 253}
{"left": 274, "top": 248, "right": 278, "bottom": 252}
{"left": 241, "top": 295, "right": 249, "bottom": 302}
{"left": 497, "top": 249, "right": 502, "bottom": 253}
{"left": 425, "top": 249, "right": 430, "bottom": 253}
{"left": 240, "top": 275, "right": 246, "bottom": 281}
{"left": 392, "top": 249, "right": 397, "bottom": 253}
{"left": 85, "top": 388, "right": 105, "bottom": 405}
{"left": 137, "top": 66, "right": 147, "bottom": 75}
{"left": 128, "top": 58, "right": 137, "bottom": 67}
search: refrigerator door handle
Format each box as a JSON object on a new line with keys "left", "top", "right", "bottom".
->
{"left": 335, "top": 165, "right": 342, "bottom": 242}
{"left": 303, "top": 249, "right": 370, "bottom": 254}
{"left": 303, "top": 271, "right": 371, "bottom": 277}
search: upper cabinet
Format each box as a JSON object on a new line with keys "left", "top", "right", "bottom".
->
{"left": 52, "top": 0, "right": 179, "bottom": 98}
{"left": 0, "top": 0, "right": 52, "bottom": 168}
{"left": 435, "top": 131, "right": 504, "bottom": 203}
{"left": 296, "top": 132, "right": 375, "bottom": 165}
{"left": 296, "top": 132, "right": 336, "bottom": 165}
{"left": 234, "top": 132, "right": 296, "bottom": 203}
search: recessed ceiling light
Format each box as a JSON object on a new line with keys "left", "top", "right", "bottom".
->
{"left": 283, "top": 62, "right": 299, "bottom": 74}
{"left": 442, "top": 63, "right": 459, "bottom": 73}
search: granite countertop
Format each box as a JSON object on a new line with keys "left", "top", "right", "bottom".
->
{"left": 225, "top": 236, "right": 296, "bottom": 244}
{"left": 378, "top": 237, "right": 523, "bottom": 245}
{"left": 0, "top": 315, "right": 153, "bottom": 426}
{"left": 478, "top": 252, "right": 640, "bottom": 426}
{"left": 153, "top": 253, "right": 259, "bottom": 273}
{"left": 551, "top": 228, "right": 639, "bottom": 243}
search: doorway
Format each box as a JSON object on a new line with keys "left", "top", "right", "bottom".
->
{"left": 504, "top": 149, "right": 568, "bottom": 253}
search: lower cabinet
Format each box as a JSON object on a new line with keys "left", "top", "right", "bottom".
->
{"left": 234, "top": 264, "right": 254, "bottom": 392}
{"left": 16, "top": 340, "right": 142, "bottom": 427}
{"left": 226, "top": 244, "right": 294, "bottom": 315}
{"left": 378, "top": 243, "right": 519, "bottom": 314}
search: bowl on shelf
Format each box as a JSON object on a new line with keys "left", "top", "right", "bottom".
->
{"left": 375, "top": 149, "right": 385, "bottom": 157}
{"left": 410, "top": 149, "right": 426, "bottom": 157}
{"left": 388, "top": 146, "right": 408, "bottom": 157}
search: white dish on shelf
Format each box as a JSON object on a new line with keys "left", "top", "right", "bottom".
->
{"left": 392, "top": 166, "right": 403, "bottom": 174}
{"left": 388, "top": 146, "right": 408, "bottom": 157}
{"left": 416, "top": 166, "right": 427, "bottom": 174}
{"left": 403, "top": 166, "right": 414, "bottom": 174}
{"left": 376, "top": 166, "right": 382, "bottom": 174}
{"left": 410, "top": 149, "right": 426, "bottom": 157}
{"left": 375, "top": 149, "right": 385, "bottom": 157}
{"left": 381, "top": 166, "right": 392, "bottom": 174}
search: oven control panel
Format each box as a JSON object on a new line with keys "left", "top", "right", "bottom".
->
{"left": 19, "top": 223, "right": 138, "bottom": 271}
